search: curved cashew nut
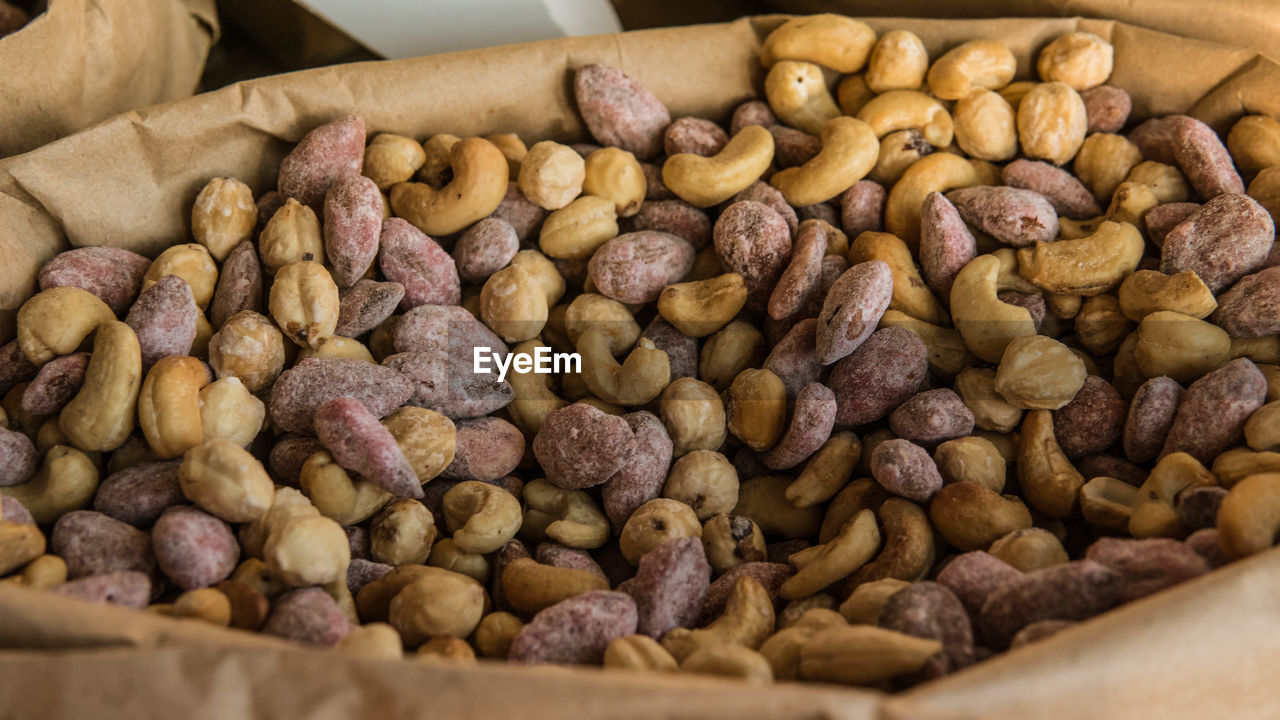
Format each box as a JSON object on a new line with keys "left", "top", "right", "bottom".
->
{"left": 1117, "top": 269, "right": 1217, "bottom": 322}
{"left": 1079, "top": 476, "right": 1140, "bottom": 533}
{"left": 1017, "top": 410, "right": 1085, "bottom": 519}
{"left": 1134, "top": 311, "right": 1231, "bottom": 384}
{"left": 843, "top": 497, "right": 934, "bottom": 592}
{"left": 442, "top": 480, "right": 522, "bottom": 554}
{"left": 770, "top": 116, "right": 879, "bottom": 206}
{"left": 780, "top": 508, "right": 881, "bottom": 599}
{"left": 798, "top": 625, "right": 942, "bottom": 685}
{"left": 505, "top": 340, "right": 569, "bottom": 434}
{"left": 764, "top": 61, "right": 842, "bottom": 136}
{"left": 1017, "top": 220, "right": 1144, "bottom": 296}
{"left": 500, "top": 557, "right": 609, "bottom": 615}
{"left": 521, "top": 478, "right": 610, "bottom": 549}
{"left": 856, "top": 90, "right": 955, "bottom": 148}
{"left": 929, "top": 481, "right": 1032, "bottom": 551}
{"left": 17, "top": 286, "right": 116, "bottom": 366}
{"left": 5, "top": 445, "right": 99, "bottom": 525}
{"left": 577, "top": 330, "right": 670, "bottom": 406}
{"left": 299, "top": 450, "right": 393, "bottom": 526}
{"left": 662, "top": 575, "right": 775, "bottom": 661}
{"left": 759, "top": 610, "right": 846, "bottom": 680}
{"left": 427, "top": 538, "right": 490, "bottom": 585}
{"left": 138, "top": 355, "right": 209, "bottom": 459}
{"left": 886, "top": 152, "right": 981, "bottom": 248}
{"left": 992, "top": 248, "right": 1045, "bottom": 296}
{"left": 1217, "top": 472, "right": 1280, "bottom": 560}
{"left": 658, "top": 273, "right": 748, "bottom": 338}
{"left": 605, "top": 634, "right": 679, "bottom": 672}
{"left": 662, "top": 125, "right": 774, "bottom": 207}
{"left": 785, "top": 431, "right": 862, "bottom": 509}
{"left": 950, "top": 255, "right": 1037, "bottom": 363}
{"left": 838, "top": 578, "right": 911, "bottom": 624}
{"left": 390, "top": 137, "right": 509, "bottom": 236}
{"left": 760, "top": 14, "right": 876, "bottom": 73}
{"left": 59, "top": 321, "right": 142, "bottom": 453}
{"left": 926, "top": 40, "right": 1018, "bottom": 101}
{"left": 1130, "top": 451, "right": 1216, "bottom": 538}
{"left": 681, "top": 644, "right": 774, "bottom": 683}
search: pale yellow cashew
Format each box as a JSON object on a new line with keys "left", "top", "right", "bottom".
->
{"left": 521, "top": 478, "right": 610, "bottom": 549}
{"left": 577, "top": 330, "right": 671, "bottom": 406}
{"left": 390, "top": 137, "right": 510, "bottom": 236}
{"left": 663, "top": 125, "right": 774, "bottom": 207}
{"left": 16, "top": 286, "right": 115, "bottom": 366}
{"left": 760, "top": 14, "right": 876, "bottom": 73}
{"left": 59, "top": 321, "right": 142, "bottom": 453}
{"left": 780, "top": 509, "right": 881, "bottom": 599}
{"left": 138, "top": 355, "right": 209, "bottom": 459}
{"left": 764, "top": 60, "right": 842, "bottom": 136}
{"left": 770, "top": 116, "right": 879, "bottom": 206}
{"left": 1017, "top": 220, "right": 1144, "bottom": 296}
{"left": 856, "top": 90, "right": 954, "bottom": 148}
{"left": 885, "top": 152, "right": 982, "bottom": 249}
{"left": 950, "top": 255, "right": 1038, "bottom": 364}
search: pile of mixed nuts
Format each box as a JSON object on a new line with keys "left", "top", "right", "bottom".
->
{"left": 1, "top": 13, "right": 1279, "bottom": 688}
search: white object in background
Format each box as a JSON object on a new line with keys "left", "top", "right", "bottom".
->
{"left": 295, "top": 0, "right": 623, "bottom": 59}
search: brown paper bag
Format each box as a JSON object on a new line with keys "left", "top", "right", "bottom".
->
{"left": 0, "top": 15, "right": 1278, "bottom": 720}
{"left": 0, "top": 0, "right": 218, "bottom": 158}
{"left": 767, "top": 0, "right": 1280, "bottom": 63}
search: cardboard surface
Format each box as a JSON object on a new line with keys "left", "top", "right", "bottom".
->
{"left": 0, "top": 0, "right": 218, "bottom": 159}
{"left": 1, "top": 14, "right": 1279, "bottom": 719}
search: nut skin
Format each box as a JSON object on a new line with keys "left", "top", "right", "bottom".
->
{"left": 277, "top": 115, "right": 365, "bottom": 211}
{"left": 1161, "top": 193, "right": 1274, "bottom": 293}
{"left": 534, "top": 403, "right": 636, "bottom": 490}
{"left": 574, "top": 65, "right": 670, "bottom": 160}
{"left": 509, "top": 590, "right": 639, "bottom": 665}
{"left": 979, "top": 560, "right": 1122, "bottom": 649}
{"left": 1161, "top": 358, "right": 1268, "bottom": 464}
{"left": 38, "top": 247, "right": 151, "bottom": 316}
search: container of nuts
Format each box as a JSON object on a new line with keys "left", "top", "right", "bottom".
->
{"left": 1, "top": 13, "right": 1280, "bottom": 720}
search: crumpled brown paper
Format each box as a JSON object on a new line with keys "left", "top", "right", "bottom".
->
{"left": 0, "top": 0, "right": 218, "bottom": 159}
{"left": 0, "top": 14, "right": 1279, "bottom": 720}
{"left": 768, "top": 0, "right": 1280, "bottom": 63}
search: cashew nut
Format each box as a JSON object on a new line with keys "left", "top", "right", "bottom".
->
{"left": 605, "top": 634, "right": 679, "bottom": 672}
{"left": 504, "top": 340, "right": 569, "bottom": 434}
{"left": 857, "top": 90, "right": 954, "bottom": 148}
{"left": 501, "top": 557, "right": 609, "bottom": 615}
{"left": 300, "top": 450, "right": 393, "bottom": 526}
{"left": 780, "top": 509, "right": 880, "bottom": 599}
{"left": 662, "top": 575, "right": 775, "bottom": 661}
{"left": 849, "top": 231, "right": 949, "bottom": 326}
{"left": 391, "top": 137, "right": 510, "bottom": 235}
{"left": 1017, "top": 220, "right": 1143, "bottom": 296}
{"left": 760, "top": 14, "right": 876, "bottom": 73}
{"left": 1079, "top": 475, "right": 1140, "bottom": 533}
{"left": 138, "top": 355, "right": 209, "bottom": 459}
{"left": 929, "top": 480, "right": 1032, "bottom": 551}
{"left": 1134, "top": 311, "right": 1231, "bottom": 384}
{"left": 1218, "top": 472, "right": 1280, "bottom": 559}
{"left": 785, "top": 431, "right": 862, "bottom": 508}
{"left": 538, "top": 194, "right": 619, "bottom": 260}
{"left": 1130, "top": 452, "right": 1216, "bottom": 538}
{"left": 798, "top": 624, "right": 942, "bottom": 685}
{"left": 442, "top": 481, "right": 522, "bottom": 554}
{"left": 771, "top": 117, "right": 878, "bottom": 206}
{"left": 58, "top": 321, "right": 141, "bottom": 453}
{"left": 577, "top": 330, "right": 670, "bottom": 406}
{"left": 5, "top": 445, "right": 99, "bottom": 525}
{"left": 886, "top": 152, "right": 981, "bottom": 248}
{"left": 764, "top": 60, "right": 842, "bottom": 136}
{"left": 521, "top": 478, "right": 610, "bottom": 549}
{"left": 681, "top": 644, "right": 774, "bottom": 684}
{"left": 662, "top": 125, "right": 775, "bottom": 207}
{"left": 845, "top": 498, "right": 934, "bottom": 589}
{"left": 657, "top": 273, "right": 747, "bottom": 338}
{"left": 927, "top": 40, "right": 1017, "bottom": 100}
{"left": 1017, "top": 410, "right": 1084, "bottom": 519}
{"left": 950, "top": 254, "right": 1037, "bottom": 363}
{"left": 16, "top": 286, "right": 116, "bottom": 366}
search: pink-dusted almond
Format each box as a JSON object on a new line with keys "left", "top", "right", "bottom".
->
{"left": 730, "top": 100, "right": 778, "bottom": 134}
{"left": 38, "top": 247, "right": 151, "bottom": 315}
{"left": 21, "top": 352, "right": 89, "bottom": 416}
{"left": 315, "top": 396, "right": 422, "bottom": 498}
{"left": 151, "top": 505, "right": 239, "bottom": 590}
{"left": 263, "top": 587, "right": 352, "bottom": 646}
{"left": 763, "top": 318, "right": 825, "bottom": 399}
{"left": 268, "top": 435, "right": 325, "bottom": 485}
{"left": 732, "top": 181, "right": 799, "bottom": 237}
{"left": 208, "top": 240, "right": 264, "bottom": 329}
{"left": 269, "top": 357, "right": 414, "bottom": 433}
{"left": 641, "top": 317, "right": 697, "bottom": 380}
{"left": 490, "top": 182, "right": 549, "bottom": 241}
{"left": 625, "top": 537, "right": 711, "bottom": 638}
{"left": 871, "top": 438, "right": 944, "bottom": 502}
{"left": 1001, "top": 159, "right": 1101, "bottom": 220}
{"left": 336, "top": 280, "right": 404, "bottom": 338}
{"left": 889, "top": 389, "right": 975, "bottom": 446}
{"left": 1169, "top": 115, "right": 1244, "bottom": 199}
{"left": 93, "top": 460, "right": 185, "bottom": 527}
{"left": 442, "top": 417, "right": 525, "bottom": 482}
{"left": 378, "top": 218, "right": 461, "bottom": 310}
{"left": 1145, "top": 202, "right": 1200, "bottom": 247}
{"left": 699, "top": 562, "right": 793, "bottom": 623}
{"left": 0, "top": 427, "right": 37, "bottom": 487}
{"left": 347, "top": 558, "right": 393, "bottom": 594}
{"left": 1052, "top": 375, "right": 1125, "bottom": 458}
{"left": 534, "top": 403, "right": 637, "bottom": 490}
{"left": 1081, "top": 86, "right": 1131, "bottom": 134}
{"left": 979, "top": 560, "right": 1122, "bottom": 649}
{"left": 1160, "top": 193, "right": 1274, "bottom": 292}
{"left": 574, "top": 64, "right": 671, "bottom": 160}
{"left": 601, "top": 411, "right": 673, "bottom": 532}
{"left": 383, "top": 350, "right": 513, "bottom": 419}
{"left": 627, "top": 200, "right": 711, "bottom": 249}
{"left": 1160, "top": 358, "right": 1267, "bottom": 464}
{"left": 125, "top": 274, "right": 198, "bottom": 366}
{"left": 1129, "top": 116, "right": 1178, "bottom": 165}
{"left": 769, "top": 125, "right": 821, "bottom": 168}
{"left": 816, "top": 259, "right": 893, "bottom": 365}
{"left": 759, "top": 382, "right": 836, "bottom": 470}
{"left": 2, "top": 496, "right": 34, "bottom": 525}
{"left": 52, "top": 571, "right": 151, "bottom": 609}
{"left": 919, "top": 191, "right": 977, "bottom": 299}
{"left": 453, "top": 218, "right": 519, "bottom": 283}
{"left": 936, "top": 551, "right": 1022, "bottom": 619}
{"left": 997, "top": 291, "right": 1046, "bottom": 331}
{"left": 946, "top": 186, "right": 1058, "bottom": 247}
{"left": 1214, "top": 265, "right": 1280, "bottom": 337}
{"left": 828, "top": 327, "right": 928, "bottom": 426}
{"left": 768, "top": 219, "right": 827, "bottom": 320}
{"left": 840, "top": 180, "right": 887, "bottom": 238}
{"left": 715, "top": 202, "right": 793, "bottom": 309}
{"left": 324, "top": 174, "right": 384, "bottom": 287}
{"left": 588, "top": 231, "right": 695, "bottom": 304}
{"left": 537, "top": 542, "right": 608, "bottom": 579}
{"left": 278, "top": 115, "right": 366, "bottom": 210}
{"left": 509, "top": 590, "right": 639, "bottom": 665}
{"left": 1084, "top": 537, "right": 1208, "bottom": 604}
{"left": 641, "top": 162, "right": 677, "bottom": 201}
{"left": 51, "top": 510, "right": 157, "bottom": 581}
{"left": 0, "top": 340, "right": 37, "bottom": 397}
{"left": 664, "top": 117, "right": 728, "bottom": 157}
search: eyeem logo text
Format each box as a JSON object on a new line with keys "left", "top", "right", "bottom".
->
{"left": 474, "top": 346, "right": 581, "bottom": 382}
